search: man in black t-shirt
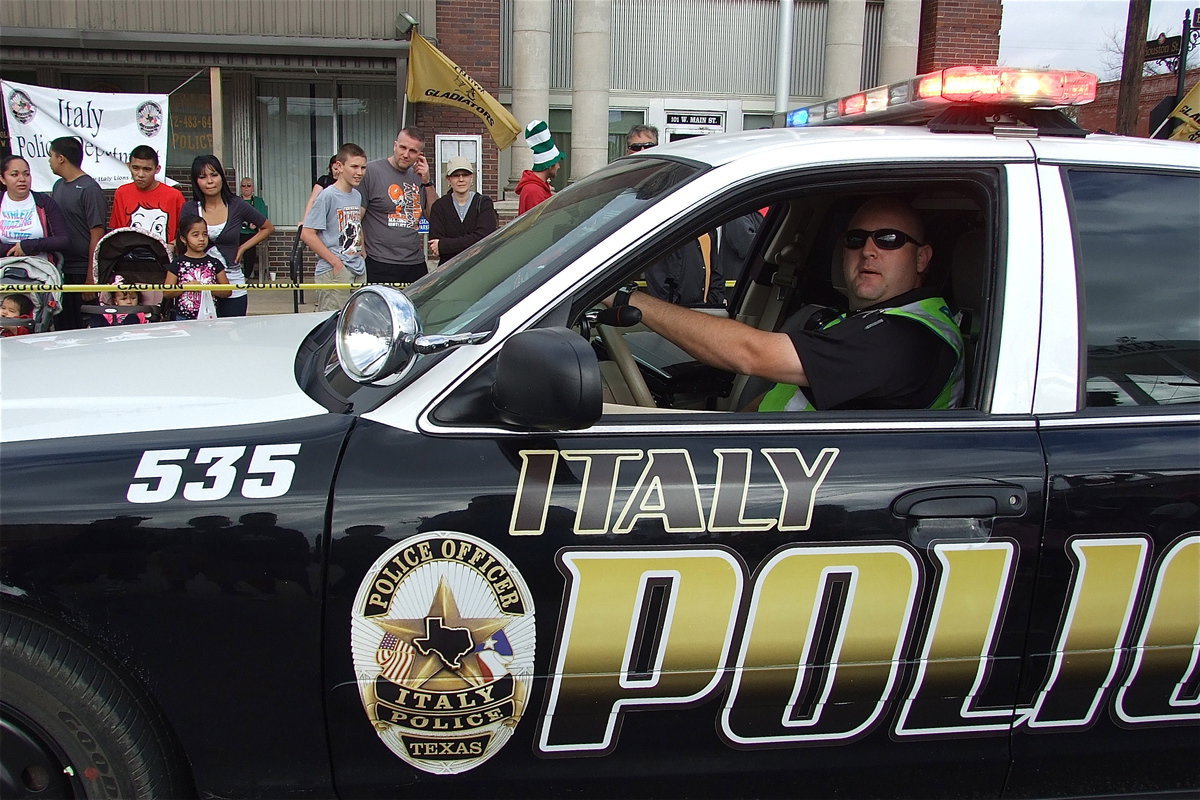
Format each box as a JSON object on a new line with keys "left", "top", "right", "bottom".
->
{"left": 48, "top": 136, "right": 107, "bottom": 330}
{"left": 610, "top": 197, "right": 964, "bottom": 411}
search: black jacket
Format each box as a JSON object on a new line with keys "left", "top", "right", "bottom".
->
{"left": 427, "top": 192, "right": 499, "bottom": 265}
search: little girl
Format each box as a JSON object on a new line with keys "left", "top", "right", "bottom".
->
{"left": 98, "top": 290, "right": 151, "bottom": 326}
{"left": 165, "top": 214, "right": 231, "bottom": 320}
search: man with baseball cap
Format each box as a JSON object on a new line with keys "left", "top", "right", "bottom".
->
{"left": 427, "top": 156, "right": 498, "bottom": 265}
{"left": 515, "top": 120, "right": 564, "bottom": 214}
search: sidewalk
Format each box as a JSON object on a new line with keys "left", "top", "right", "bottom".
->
{"left": 247, "top": 285, "right": 317, "bottom": 316}
{"left": 245, "top": 258, "right": 436, "bottom": 316}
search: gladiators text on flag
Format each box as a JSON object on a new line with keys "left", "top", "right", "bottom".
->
{"left": 405, "top": 32, "right": 521, "bottom": 149}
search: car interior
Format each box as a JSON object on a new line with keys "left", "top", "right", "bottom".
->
{"left": 584, "top": 173, "right": 998, "bottom": 416}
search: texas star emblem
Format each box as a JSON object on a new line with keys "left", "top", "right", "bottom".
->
{"left": 351, "top": 532, "right": 536, "bottom": 774}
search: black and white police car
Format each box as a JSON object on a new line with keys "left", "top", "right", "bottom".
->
{"left": 2, "top": 67, "right": 1198, "bottom": 799}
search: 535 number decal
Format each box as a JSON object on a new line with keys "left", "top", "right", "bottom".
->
{"left": 127, "top": 444, "right": 302, "bottom": 504}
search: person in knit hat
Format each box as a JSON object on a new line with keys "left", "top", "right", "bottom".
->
{"left": 516, "top": 120, "right": 564, "bottom": 214}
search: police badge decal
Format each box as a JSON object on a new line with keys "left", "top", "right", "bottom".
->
{"left": 351, "top": 532, "right": 536, "bottom": 774}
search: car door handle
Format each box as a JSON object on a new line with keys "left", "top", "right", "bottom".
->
{"left": 892, "top": 485, "right": 1028, "bottom": 518}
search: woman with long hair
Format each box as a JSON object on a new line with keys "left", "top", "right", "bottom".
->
{"left": 0, "top": 154, "right": 69, "bottom": 262}
{"left": 184, "top": 154, "right": 274, "bottom": 316}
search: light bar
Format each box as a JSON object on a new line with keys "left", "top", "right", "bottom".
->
{"left": 785, "top": 66, "right": 1097, "bottom": 128}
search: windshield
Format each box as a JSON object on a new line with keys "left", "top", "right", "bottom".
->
{"left": 302, "top": 157, "right": 703, "bottom": 414}
{"left": 405, "top": 157, "right": 704, "bottom": 335}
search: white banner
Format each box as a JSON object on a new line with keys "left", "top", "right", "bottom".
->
{"left": 3, "top": 80, "right": 170, "bottom": 191}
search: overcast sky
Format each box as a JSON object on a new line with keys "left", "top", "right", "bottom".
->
{"left": 999, "top": 0, "right": 1194, "bottom": 79}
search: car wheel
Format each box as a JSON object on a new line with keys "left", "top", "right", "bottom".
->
{"left": 0, "top": 609, "right": 193, "bottom": 799}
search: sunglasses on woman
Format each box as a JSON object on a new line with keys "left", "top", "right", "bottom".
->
{"left": 843, "top": 228, "right": 924, "bottom": 250}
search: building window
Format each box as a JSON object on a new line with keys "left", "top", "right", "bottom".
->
{"left": 256, "top": 79, "right": 395, "bottom": 226}
{"left": 149, "top": 74, "right": 215, "bottom": 170}
{"left": 433, "top": 135, "right": 483, "bottom": 197}
{"left": 743, "top": 113, "right": 774, "bottom": 131}
{"left": 547, "top": 108, "right": 572, "bottom": 192}
{"left": 608, "top": 110, "right": 646, "bottom": 162}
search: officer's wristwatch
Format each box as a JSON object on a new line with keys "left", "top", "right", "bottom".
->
{"left": 613, "top": 284, "right": 638, "bottom": 307}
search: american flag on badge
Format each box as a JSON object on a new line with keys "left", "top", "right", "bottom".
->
{"left": 376, "top": 633, "right": 415, "bottom": 683}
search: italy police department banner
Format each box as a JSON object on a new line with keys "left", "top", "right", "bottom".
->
{"left": 2, "top": 80, "right": 170, "bottom": 190}
{"left": 405, "top": 33, "right": 521, "bottom": 149}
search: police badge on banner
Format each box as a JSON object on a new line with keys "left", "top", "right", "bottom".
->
{"left": 1, "top": 79, "right": 170, "bottom": 191}
{"left": 350, "top": 532, "right": 535, "bottom": 774}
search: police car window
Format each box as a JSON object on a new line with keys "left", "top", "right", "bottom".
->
{"left": 1067, "top": 170, "right": 1200, "bottom": 407}
{"left": 405, "top": 158, "right": 703, "bottom": 336}
{"left": 585, "top": 175, "right": 995, "bottom": 415}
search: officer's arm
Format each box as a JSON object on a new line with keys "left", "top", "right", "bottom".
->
{"left": 623, "top": 289, "right": 808, "bottom": 386}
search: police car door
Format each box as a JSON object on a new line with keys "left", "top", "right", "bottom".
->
{"left": 321, "top": 162, "right": 1048, "bottom": 798}
{"left": 1006, "top": 152, "right": 1200, "bottom": 795}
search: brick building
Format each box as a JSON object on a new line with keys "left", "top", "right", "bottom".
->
{"left": 1075, "top": 68, "right": 1200, "bottom": 137}
{"left": 917, "top": 0, "right": 1002, "bottom": 73}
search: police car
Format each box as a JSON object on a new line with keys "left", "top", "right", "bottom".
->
{"left": 2, "top": 66, "right": 1197, "bottom": 799}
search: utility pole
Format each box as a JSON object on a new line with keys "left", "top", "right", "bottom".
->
{"left": 1116, "top": 0, "right": 1152, "bottom": 135}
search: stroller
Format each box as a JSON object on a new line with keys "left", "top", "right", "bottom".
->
{"left": 83, "top": 227, "right": 170, "bottom": 327}
{"left": 0, "top": 254, "right": 62, "bottom": 335}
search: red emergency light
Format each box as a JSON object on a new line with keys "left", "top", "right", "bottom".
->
{"left": 786, "top": 66, "right": 1098, "bottom": 128}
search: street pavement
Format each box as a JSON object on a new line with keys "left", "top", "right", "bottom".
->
{"left": 247, "top": 284, "right": 317, "bottom": 316}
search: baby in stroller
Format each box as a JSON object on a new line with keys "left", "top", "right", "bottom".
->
{"left": 0, "top": 254, "right": 62, "bottom": 334}
{"left": 1, "top": 293, "right": 35, "bottom": 336}
{"left": 83, "top": 228, "right": 169, "bottom": 327}
{"left": 91, "top": 287, "right": 152, "bottom": 326}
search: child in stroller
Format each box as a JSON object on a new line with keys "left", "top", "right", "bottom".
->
{"left": 91, "top": 286, "right": 152, "bottom": 326}
{"left": 0, "top": 254, "right": 62, "bottom": 334}
{"left": 1, "top": 293, "right": 35, "bottom": 336}
{"left": 83, "top": 227, "right": 169, "bottom": 327}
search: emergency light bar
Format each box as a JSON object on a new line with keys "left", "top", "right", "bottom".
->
{"left": 786, "top": 66, "right": 1097, "bottom": 128}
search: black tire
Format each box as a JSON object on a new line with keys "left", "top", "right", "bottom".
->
{"left": 0, "top": 609, "right": 193, "bottom": 799}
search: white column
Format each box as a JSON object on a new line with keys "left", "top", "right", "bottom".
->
{"left": 822, "top": 0, "right": 867, "bottom": 99}
{"left": 509, "top": 0, "right": 553, "bottom": 191}
{"left": 878, "top": 0, "right": 921, "bottom": 84}
{"left": 570, "top": 0, "right": 611, "bottom": 181}
{"left": 775, "top": 0, "right": 796, "bottom": 114}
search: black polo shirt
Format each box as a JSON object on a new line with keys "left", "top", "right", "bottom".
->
{"left": 786, "top": 289, "right": 958, "bottom": 410}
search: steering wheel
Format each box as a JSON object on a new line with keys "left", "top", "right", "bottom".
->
{"left": 596, "top": 323, "right": 656, "bottom": 407}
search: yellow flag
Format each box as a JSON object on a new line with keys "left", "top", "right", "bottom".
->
{"left": 1168, "top": 82, "right": 1200, "bottom": 142}
{"left": 405, "top": 32, "right": 522, "bottom": 149}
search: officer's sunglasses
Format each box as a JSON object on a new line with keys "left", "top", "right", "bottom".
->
{"left": 843, "top": 228, "right": 924, "bottom": 250}
{"left": 627, "top": 142, "right": 656, "bottom": 152}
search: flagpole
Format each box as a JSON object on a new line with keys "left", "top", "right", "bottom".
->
{"left": 398, "top": 13, "right": 419, "bottom": 130}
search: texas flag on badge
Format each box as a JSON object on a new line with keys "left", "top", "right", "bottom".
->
{"left": 473, "top": 629, "right": 514, "bottom": 681}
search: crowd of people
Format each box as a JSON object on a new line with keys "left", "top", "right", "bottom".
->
{"left": 0, "top": 125, "right": 509, "bottom": 333}
{"left": 0, "top": 137, "right": 276, "bottom": 332}
{"left": 299, "top": 126, "right": 501, "bottom": 311}
{"left": 2, "top": 120, "right": 726, "bottom": 335}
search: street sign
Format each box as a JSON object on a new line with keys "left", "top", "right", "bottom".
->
{"left": 1145, "top": 34, "right": 1182, "bottom": 61}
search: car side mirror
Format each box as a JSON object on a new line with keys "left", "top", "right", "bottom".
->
{"left": 492, "top": 328, "right": 602, "bottom": 430}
